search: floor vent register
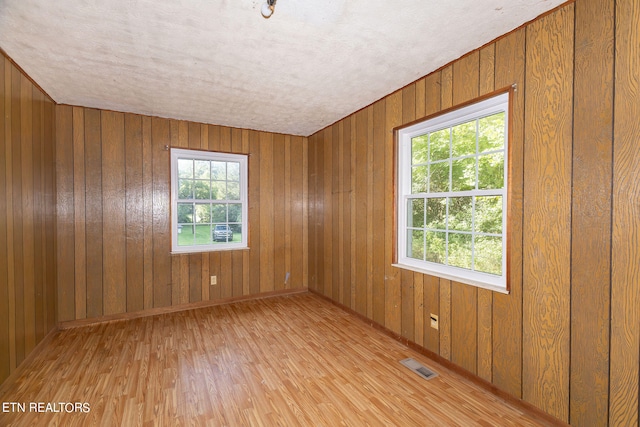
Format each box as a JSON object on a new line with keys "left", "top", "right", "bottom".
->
{"left": 399, "top": 358, "right": 438, "bottom": 380}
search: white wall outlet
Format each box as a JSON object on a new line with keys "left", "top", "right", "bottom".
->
{"left": 210, "top": 275, "right": 217, "bottom": 286}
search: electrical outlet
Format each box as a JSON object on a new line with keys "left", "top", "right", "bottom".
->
{"left": 430, "top": 314, "right": 439, "bottom": 330}
{"left": 210, "top": 275, "right": 217, "bottom": 286}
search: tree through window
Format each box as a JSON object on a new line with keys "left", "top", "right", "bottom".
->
{"left": 395, "top": 91, "right": 510, "bottom": 292}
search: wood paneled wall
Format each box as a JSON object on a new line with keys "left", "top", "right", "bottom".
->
{"left": 55, "top": 106, "right": 308, "bottom": 322}
{"left": 0, "top": 56, "right": 57, "bottom": 386}
{"left": 308, "top": 0, "right": 640, "bottom": 424}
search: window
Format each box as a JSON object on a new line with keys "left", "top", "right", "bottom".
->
{"left": 170, "top": 148, "right": 248, "bottom": 253}
{"left": 395, "top": 92, "right": 509, "bottom": 293}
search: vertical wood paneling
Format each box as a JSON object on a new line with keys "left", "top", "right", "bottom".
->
{"left": 10, "top": 70, "right": 24, "bottom": 364}
{"left": 331, "top": 125, "right": 340, "bottom": 302}
{"left": 1, "top": 55, "right": 56, "bottom": 385}
{"left": 307, "top": 134, "right": 316, "bottom": 291}
{"left": 422, "top": 72, "right": 442, "bottom": 356}
{"left": 342, "top": 118, "right": 352, "bottom": 307}
{"left": 101, "top": 111, "right": 126, "bottom": 315}
{"left": 354, "top": 109, "right": 368, "bottom": 316}
{"left": 477, "top": 44, "right": 495, "bottom": 383}
{"left": 291, "top": 136, "right": 304, "bottom": 289}
{"left": 142, "top": 116, "right": 153, "bottom": 310}
{"left": 151, "top": 117, "right": 172, "bottom": 308}
{"left": 259, "top": 132, "right": 274, "bottom": 293}
{"left": 248, "top": 130, "right": 261, "bottom": 295}
{"left": 372, "top": 101, "right": 386, "bottom": 325}
{"left": 423, "top": 274, "right": 440, "bottom": 354}
{"left": 20, "top": 74, "right": 35, "bottom": 355}
{"left": 438, "top": 66, "right": 453, "bottom": 361}
{"left": 450, "top": 52, "right": 479, "bottom": 375}
{"left": 400, "top": 85, "right": 416, "bottom": 341}
{"left": 55, "top": 105, "right": 74, "bottom": 323}
{"left": 523, "top": 5, "right": 574, "bottom": 421}
{"left": 52, "top": 107, "right": 307, "bottom": 326}
{"left": 0, "top": 57, "right": 9, "bottom": 383}
{"left": 125, "top": 114, "right": 144, "bottom": 313}
{"left": 384, "top": 92, "right": 402, "bottom": 335}
{"left": 366, "top": 106, "right": 374, "bottom": 319}
{"left": 439, "top": 278, "right": 452, "bottom": 360}
{"left": 610, "top": 0, "right": 640, "bottom": 425}
{"left": 85, "top": 109, "right": 103, "bottom": 318}
{"left": 315, "top": 132, "right": 325, "bottom": 294}
{"left": 6, "top": 62, "right": 17, "bottom": 372}
{"left": 323, "top": 127, "right": 333, "bottom": 299}
{"left": 43, "top": 99, "right": 55, "bottom": 334}
{"left": 72, "top": 107, "right": 86, "bottom": 320}
{"left": 570, "top": 0, "right": 614, "bottom": 425}
{"left": 32, "top": 88, "right": 45, "bottom": 342}
{"left": 273, "top": 133, "right": 286, "bottom": 291}
{"left": 493, "top": 28, "right": 525, "bottom": 398}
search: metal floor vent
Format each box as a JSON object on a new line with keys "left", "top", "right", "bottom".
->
{"left": 400, "top": 358, "right": 438, "bottom": 381}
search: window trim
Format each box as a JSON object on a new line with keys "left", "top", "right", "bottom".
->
{"left": 170, "top": 148, "right": 249, "bottom": 254}
{"left": 394, "top": 89, "right": 513, "bottom": 294}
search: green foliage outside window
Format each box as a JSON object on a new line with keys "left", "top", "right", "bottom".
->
{"left": 406, "top": 111, "right": 505, "bottom": 276}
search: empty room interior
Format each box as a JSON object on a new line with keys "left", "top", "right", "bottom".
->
{"left": 0, "top": 0, "right": 639, "bottom": 425}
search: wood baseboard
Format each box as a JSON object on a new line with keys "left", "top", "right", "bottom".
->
{"left": 308, "top": 289, "right": 569, "bottom": 427}
{"left": 0, "top": 327, "right": 59, "bottom": 398}
{"left": 58, "top": 288, "right": 308, "bottom": 330}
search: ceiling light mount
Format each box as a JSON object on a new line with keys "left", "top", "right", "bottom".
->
{"left": 261, "top": 0, "right": 277, "bottom": 18}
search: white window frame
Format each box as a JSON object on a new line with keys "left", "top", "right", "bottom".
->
{"left": 170, "top": 148, "right": 248, "bottom": 253}
{"left": 394, "top": 92, "right": 510, "bottom": 293}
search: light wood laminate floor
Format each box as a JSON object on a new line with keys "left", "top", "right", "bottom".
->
{"left": 0, "top": 293, "right": 551, "bottom": 426}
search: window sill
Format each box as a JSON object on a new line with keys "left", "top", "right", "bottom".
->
{"left": 171, "top": 246, "right": 250, "bottom": 255}
{"left": 392, "top": 263, "right": 509, "bottom": 294}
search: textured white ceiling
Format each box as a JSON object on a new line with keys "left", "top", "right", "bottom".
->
{"left": 0, "top": 0, "right": 564, "bottom": 136}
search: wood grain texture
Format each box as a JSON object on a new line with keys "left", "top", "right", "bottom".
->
{"left": 72, "top": 107, "right": 86, "bottom": 320}
{"left": 151, "top": 117, "right": 172, "bottom": 308}
{"left": 248, "top": 130, "right": 261, "bottom": 295}
{"left": 439, "top": 278, "right": 452, "bottom": 360}
{"left": 477, "top": 43, "right": 495, "bottom": 384}
{"left": 101, "top": 111, "right": 127, "bottom": 316}
{"left": 341, "top": 118, "right": 353, "bottom": 307}
{"left": 125, "top": 114, "right": 144, "bottom": 313}
{"left": 0, "top": 54, "right": 56, "bottom": 386}
{"left": 372, "top": 100, "right": 386, "bottom": 325}
{"left": 523, "top": 5, "right": 574, "bottom": 421}
{"left": 366, "top": 107, "right": 374, "bottom": 319}
{"left": 323, "top": 128, "right": 333, "bottom": 299}
{"left": 0, "top": 57, "right": 9, "bottom": 384}
{"left": 55, "top": 105, "right": 75, "bottom": 323}
{"left": 52, "top": 107, "right": 308, "bottom": 325}
{"left": 423, "top": 274, "right": 440, "bottom": 355}
{"left": 84, "top": 109, "right": 104, "bottom": 318}
{"left": 20, "top": 74, "right": 35, "bottom": 356}
{"left": 354, "top": 109, "right": 368, "bottom": 316}
{"left": 259, "top": 132, "right": 274, "bottom": 293}
{"left": 450, "top": 52, "right": 479, "bottom": 375}
{"left": 384, "top": 91, "right": 402, "bottom": 335}
{"left": 570, "top": 0, "right": 614, "bottom": 425}
{"left": 493, "top": 28, "right": 525, "bottom": 399}
{"left": 610, "top": 0, "right": 640, "bottom": 425}
{"left": 331, "top": 125, "right": 340, "bottom": 301}
{"left": 400, "top": 85, "right": 416, "bottom": 342}
{"left": 11, "top": 66, "right": 24, "bottom": 365}
{"left": 0, "top": 294, "right": 553, "bottom": 427}
{"left": 274, "top": 134, "right": 286, "bottom": 292}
